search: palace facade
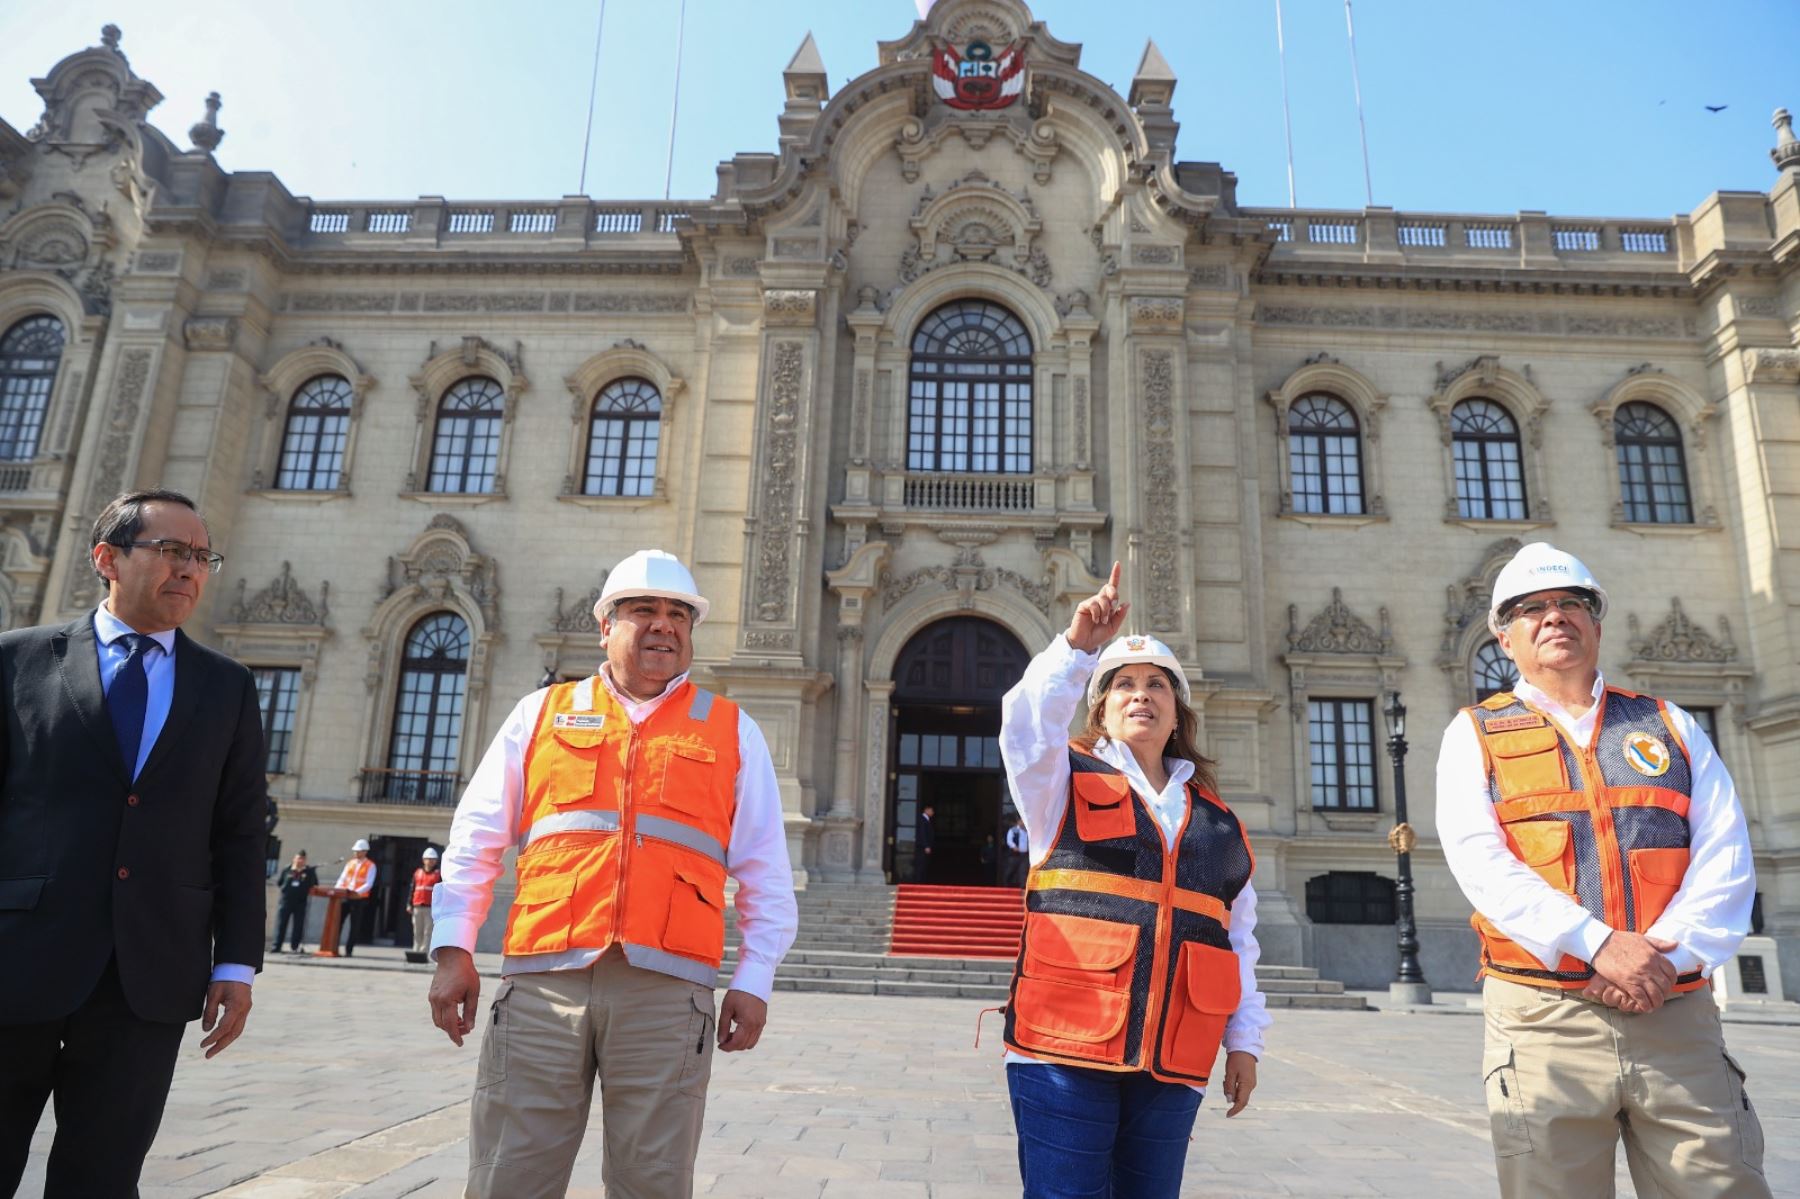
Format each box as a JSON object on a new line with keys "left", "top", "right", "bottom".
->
{"left": 3, "top": 1, "right": 1798, "bottom": 989}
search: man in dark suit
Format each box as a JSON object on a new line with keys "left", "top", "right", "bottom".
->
{"left": 914, "top": 803, "right": 936, "bottom": 882}
{"left": 272, "top": 851, "right": 319, "bottom": 953}
{"left": 0, "top": 489, "right": 268, "bottom": 1196}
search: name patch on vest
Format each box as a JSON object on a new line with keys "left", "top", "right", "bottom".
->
{"left": 1622, "top": 731, "right": 1671, "bottom": 777}
{"left": 1485, "top": 714, "right": 1547, "bottom": 733}
{"left": 554, "top": 714, "right": 607, "bottom": 730}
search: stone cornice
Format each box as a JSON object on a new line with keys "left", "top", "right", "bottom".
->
{"left": 1254, "top": 263, "right": 1695, "bottom": 298}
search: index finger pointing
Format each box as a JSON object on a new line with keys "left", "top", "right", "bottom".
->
{"left": 1107, "top": 560, "right": 1122, "bottom": 591}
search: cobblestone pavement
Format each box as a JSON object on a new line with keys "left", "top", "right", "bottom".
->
{"left": 19, "top": 952, "right": 1799, "bottom": 1198}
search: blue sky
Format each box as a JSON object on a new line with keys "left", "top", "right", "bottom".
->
{"left": 2, "top": 1, "right": 1793, "bottom": 218}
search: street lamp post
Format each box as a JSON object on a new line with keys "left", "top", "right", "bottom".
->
{"left": 1383, "top": 690, "right": 1432, "bottom": 1005}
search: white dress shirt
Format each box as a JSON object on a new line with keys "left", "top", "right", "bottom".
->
{"left": 998, "top": 634, "right": 1271, "bottom": 1079}
{"left": 431, "top": 667, "right": 799, "bottom": 1000}
{"left": 96, "top": 605, "right": 255, "bottom": 989}
{"left": 334, "top": 859, "right": 376, "bottom": 895}
{"left": 1435, "top": 671, "right": 1756, "bottom": 977}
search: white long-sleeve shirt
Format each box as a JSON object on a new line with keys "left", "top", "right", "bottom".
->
{"left": 430, "top": 667, "right": 798, "bottom": 1000}
{"left": 998, "top": 634, "right": 1271, "bottom": 1070}
{"left": 1436, "top": 671, "right": 1756, "bottom": 978}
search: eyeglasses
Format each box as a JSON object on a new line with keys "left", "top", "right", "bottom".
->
{"left": 120, "top": 539, "right": 224, "bottom": 574}
{"left": 1505, "top": 595, "right": 1595, "bottom": 623}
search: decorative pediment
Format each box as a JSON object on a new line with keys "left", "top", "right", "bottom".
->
{"left": 900, "top": 171, "right": 1051, "bottom": 290}
{"left": 26, "top": 26, "right": 160, "bottom": 169}
{"left": 1628, "top": 599, "right": 1736, "bottom": 664}
{"left": 229, "top": 561, "right": 329, "bottom": 627}
{"left": 878, "top": 541, "right": 1053, "bottom": 616}
{"left": 548, "top": 578, "right": 609, "bottom": 635}
{"left": 1287, "top": 588, "right": 1391, "bottom": 655}
{"left": 378, "top": 515, "right": 499, "bottom": 624}
{"left": 1439, "top": 538, "right": 1522, "bottom": 659}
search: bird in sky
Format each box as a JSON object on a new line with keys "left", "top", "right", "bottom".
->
{"left": 1705, "top": 104, "right": 1729, "bottom": 113}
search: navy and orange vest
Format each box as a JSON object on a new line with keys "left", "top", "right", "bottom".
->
{"left": 503, "top": 675, "right": 740, "bottom": 987}
{"left": 1468, "top": 686, "right": 1703, "bottom": 992}
{"left": 1003, "top": 745, "right": 1254, "bottom": 1086}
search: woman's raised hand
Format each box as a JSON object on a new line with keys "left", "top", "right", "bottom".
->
{"left": 1065, "top": 561, "right": 1129, "bottom": 654}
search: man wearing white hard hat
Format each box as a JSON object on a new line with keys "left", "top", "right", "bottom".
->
{"left": 334, "top": 838, "right": 377, "bottom": 957}
{"left": 408, "top": 847, "right": 442, "bottom": 956}
{"left": 995, "top": 562, "right": 1268, "bottom": 1196}
{"left": 427, "top": 548, "right": 797, "bottom": 1198}
{"left": 1435, "top": 542, "right": 1767, "bottom": 1196}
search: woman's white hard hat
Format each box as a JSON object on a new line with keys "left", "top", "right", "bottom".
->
{"left": 593, "top": 549, "right": 710, "bottom": 626}
{"left": 1487, "top": 542, "right": 1609, "bottom": 635}
{"left": 1086, "top": 633, "right": 1192, "bottom": 706}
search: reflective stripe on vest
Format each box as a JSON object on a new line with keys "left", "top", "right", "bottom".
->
{"left": 1002, "top": 745, "right": 1254, "bottom": 1086}
{"left": 410, "top": 868, "right": 440, "bottom": 907}
{"left": 1468, "top": 687, "right": 1703, "bottom": 993}
{"left": 340, "top": 858, "right": 373, "bottom": 893}
{"left": 503, "top": 677, "right": 740, "bottom": 988}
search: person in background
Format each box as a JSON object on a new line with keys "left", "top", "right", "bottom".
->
{"left": 1003, "top": 815, "right": 1029, "bottom": 888}
{"left": 979, "top": 833, "right": 997, "bottom": 883}
{"left": 272, "top": 851, "right": 318, "bottom": 953}
{"left": 998, "top": 562, "right": 1268, "bottom": 1198}
{"left": 914, "top": 803, "right": 936, "bottom": 882}
{"left": 409, "top": 847, "right": 441, "bottom": 955}
{"left": 335, "top": 838, "right": 376, "bottom": 957}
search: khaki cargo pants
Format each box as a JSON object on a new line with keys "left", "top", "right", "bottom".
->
{"left": 1482, "top": 976, "right": 1769, "bottom": 1198}
{"left": 466, "top": 948, "right": 716, "bottom": 1199}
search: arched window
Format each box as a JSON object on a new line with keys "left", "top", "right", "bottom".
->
{"left": 907, "top": 300, "right": 1032, "bottom": 474}
{"left": 1473, "top": 640, "right": 1520, "bottom": 703}
{"left": 1615, "top": 402, "right": 1691, "bottom": 524}
{"left": 276, "top": 375, "right": 351, "bottom": 490}
{"left": 1287, "top": 393, "right": 1364, "bottom": 514}
{"left": 0, "top": 315, "right": 65, "bottom": 462}
{"left": 384, "top": 613, "right": 469, "bottom": 803}
{"left": 428, "top": 377, "right": 504, "bottom": 493}
{"left": 583, "top": 377, "right": 661, "bottom": 496}
{"left": 1451, "top": 399, "right": 1526, "bottom": 520}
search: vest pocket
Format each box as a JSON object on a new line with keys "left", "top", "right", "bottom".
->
{"left": 1072, "top": 772, "right": 1136, "bottom": 841}
{"left": 1503, "top": 820, "right": 1575, "bottom": 895}
{"left": 505, "top": 871, "right": 577, "bottom": 954}
{"left": 663, "top": 863, "right": 726, "bottom": 961}
{"left": 1011, "top": 910, "right": 1138, "bottom": 1064}
{"left": 1487, "top": 725, "right": 1566, "bottom": 795}
{"left": 549, "top": 725, "right": 609, "bottom": 806}
{"left": 1159, "top": 941, "right": 1239, "bottom": 1079}
{"left": 661, "top": 742, "right": 718, "bottom": 818}
{"left": 1628, "top": 846, "right": 1690, "bottom": 933}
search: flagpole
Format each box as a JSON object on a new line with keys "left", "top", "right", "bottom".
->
{"left": 577, "top": 0, "right": 608, "bottom": 195}
{"left": 1274, "top": 0, "right": 1297, "bottom": 207}
{"left": 664, "top": 0, "right": 688, "bottom": 202}
{"left": 1345, "top": 0, "right": 1374, "bottom": 206}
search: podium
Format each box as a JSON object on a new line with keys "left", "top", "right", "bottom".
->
{"left": 309, "top": 886, "right": 356, "bottom": 957}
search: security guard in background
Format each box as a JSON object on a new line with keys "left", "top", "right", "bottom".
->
{"left": 427, "top": 549, "right": 798, "bottom": 1199}
{"left": 1436, "top": 542, "right": 1768, "bottom": 1197}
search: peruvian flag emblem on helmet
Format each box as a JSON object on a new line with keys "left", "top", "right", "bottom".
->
{"left": 933, "top": 38, "right": 1025, "bottom": 111}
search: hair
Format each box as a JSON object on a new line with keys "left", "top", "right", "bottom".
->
{"left": 89, "top": 489, "right": 206, "bottom": 583}
{"left": 1076, "top": 665, "right": 1218, "bottom": 793}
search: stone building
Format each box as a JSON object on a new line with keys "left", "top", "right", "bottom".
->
{"left": 2, "top": 1, "right": 1796, "bottom": 989}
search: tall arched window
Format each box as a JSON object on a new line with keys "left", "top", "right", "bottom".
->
{"left": 1615, "top": 402, "right": 1691, "bottom": 524}
{"left": 277, "top": 374, "right": 351, "bottom": 490}
{"left": 1473, "top": 640, "right": 1520, "bottom": 703}
{"left": 907, "top": 300, "right": 1032, "bottom": 474}
{"left": 1287, "top": 393, "right": 1364, "bottom": 514}
{"left": 0, "top": 315, "right": 65, "bottom": 462}
{"left": 428, "top": 377, "right": 504, "bottom": 493}
{"left": 583, "top": 377, "right": 661, "bottom": 496}
{"left": 1451, "top": 399, "right": 1527, "bottom": 520}
{"left": 385, "top": 613, "right": 469, "bottom": 803}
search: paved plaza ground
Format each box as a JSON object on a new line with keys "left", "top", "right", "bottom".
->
{"left": 18, "top": 950, "right": 1799, "bottom": 1198}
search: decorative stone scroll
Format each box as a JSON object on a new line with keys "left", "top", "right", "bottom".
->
{"left": 1627, "top": 599, "right": 1736, "bottom": 664}
{"left": 230, "top": 562, "right": 329, "bottom": 626}
{"left": 1287, "top": 588, "right": 1391, "bottom": 655}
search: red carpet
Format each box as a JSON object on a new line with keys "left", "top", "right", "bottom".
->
{"left": 888, "top": 884, "right": 1025, "bottom": 958}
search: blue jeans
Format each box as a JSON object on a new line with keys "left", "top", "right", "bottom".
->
{"left": 1007, "top": 1063, "right": 1202, "bottom": 1198}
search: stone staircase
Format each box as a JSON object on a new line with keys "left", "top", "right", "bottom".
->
{"left": 722, "top": 882, "right": 1368, "bottom": 1009}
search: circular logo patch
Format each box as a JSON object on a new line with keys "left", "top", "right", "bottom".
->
{"left": 1622, "top": 731, "right": 1671, "bottom": 777}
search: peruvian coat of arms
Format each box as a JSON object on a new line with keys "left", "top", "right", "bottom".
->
{"left": 932, "top": 38, "right": 1025, "bottom": 111}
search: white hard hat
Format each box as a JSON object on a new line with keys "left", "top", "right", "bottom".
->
{"left": 352, "top": 838, "right": 371, "bottom": 852}
{"left": 1488, "top": 542, "right": 1609, "bottom": 635}
{"left": 421, "top": 847, "right": 440, "bottom": 859}
{"left": 594, "top": 549, "right": 710, "bottom": 627}
{"left": 1087, "top": 634, "right": 1192, "bottom": 707}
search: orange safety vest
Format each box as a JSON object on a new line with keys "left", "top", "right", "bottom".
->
{"left": 503, "top": 675, "right": 740, "bottom": 987}
{"left": 339, "top": 857, "right": 374, "bottom": 895}
{"left": 1003, "top": 745, "right": 1255, "bottom": 1086}
{"left": 1468, "top": 687, "right": 1705, "bottom": 993}
{"left": 410, "top": 868, "right": 441, "bottom": 907}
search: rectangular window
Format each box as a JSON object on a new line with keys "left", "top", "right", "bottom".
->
{"left": 1308, "top": 698, "right": 1377, "bottom": 810}
{"left": 252, "top": 667, "right": 301, "bottom": 774}
{"left": 1688, "top": 706, "right": 1720, "bottom": 762}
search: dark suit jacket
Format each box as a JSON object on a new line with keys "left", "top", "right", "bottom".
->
{"left": 917, "top": 813, "right": 935, "bottom": 853}
{"left": 0, "top": 615, "right": 268, "bottom": 1025}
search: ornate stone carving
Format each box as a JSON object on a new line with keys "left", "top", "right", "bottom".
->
{"left": 1189, "top": 264, "right": 1229, "bottom": 289}
{"left": 135, "top": 251, "right": 179, "bottom": 273}
{"left": 899, "top": 171, "right": 1052, "bottom": 291}
{"left": 744, "top": 630, "right": 795, "bottom": 648}
{"left": 187, "top": 91, "right": 224, "bottom": 152}
{"left": 571, "top": 292, "right": 687, "bottom": 314}
{"left": 877, "top": 547, "right": 1051, "bottom": 616}
{"left": 1628, "top": 599, "right": 1737, "bottom": 663}
{"left": 1129, "top": 296, "right": 1184, "bottom": 332}
{"left": 1287, "top": 588, "right": 1392, "bottom": 654}
{"left": 230, "top": 562, "right": 328, "bottom": 625}
{"left": 762, "top": 289, "right": 817, "bottom": 326}
{"left": 1133, "top": 245, "right": 1178, "bottom": 265}
{"left": 1744, "top": 348, "right": 1800, "bottom": 384}
{"left": 422, "top": 292, "right": 546, "bottom": 313}
{"left": 1258, "top": 304, "right": 1692, "bottom": 340}
{"left": 850, "top": 369, "right": 870, "bottom": 459}
{"left": 66, "top": 348, "right": 153, "bottom": 608}
{"left": 724, "top": 256, "right": 761, "bottom": 276}
{"left": 1737, "top": 296, "right": 1780, "bottom": 318}
{"left": 286, "top": 291, "right": 394, "bottom": 313}
{"left": 548, "top": 580, "right": 606, "bottom": 634}
{"left": 181, "top": 316, "right": 237, "bottom": 352}
{"left": 752, "top": 341, "right": 804, "bottom": 625}
{"left": 1438, "top": 538, "right": 1523, "bottom": 656}
{"left": 205, "top": 268, "right": 246, "bottom": 290}
{"left": 1139, "top": 350, "right": 1180, "bottom": 635}
{"left": 1073, "top": 376, "right": 1090, "bottom": 465}
{"left": 380, "top": 515, "right": 500, "bottom": 623}
{"left": 772, "top": 238, "right": 816, "bottom": 258}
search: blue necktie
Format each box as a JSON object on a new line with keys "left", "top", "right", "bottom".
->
{"left": 108, "top": 633, "right": 154, "bottom": 779}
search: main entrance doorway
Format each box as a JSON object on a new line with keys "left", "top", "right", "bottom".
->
{"left": 886, "top": 617, "right": 1030, "bottom": 886}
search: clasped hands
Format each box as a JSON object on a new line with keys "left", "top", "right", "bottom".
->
{"left": 1583, "top": 930, "right": 1682, "bottom": 1013}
